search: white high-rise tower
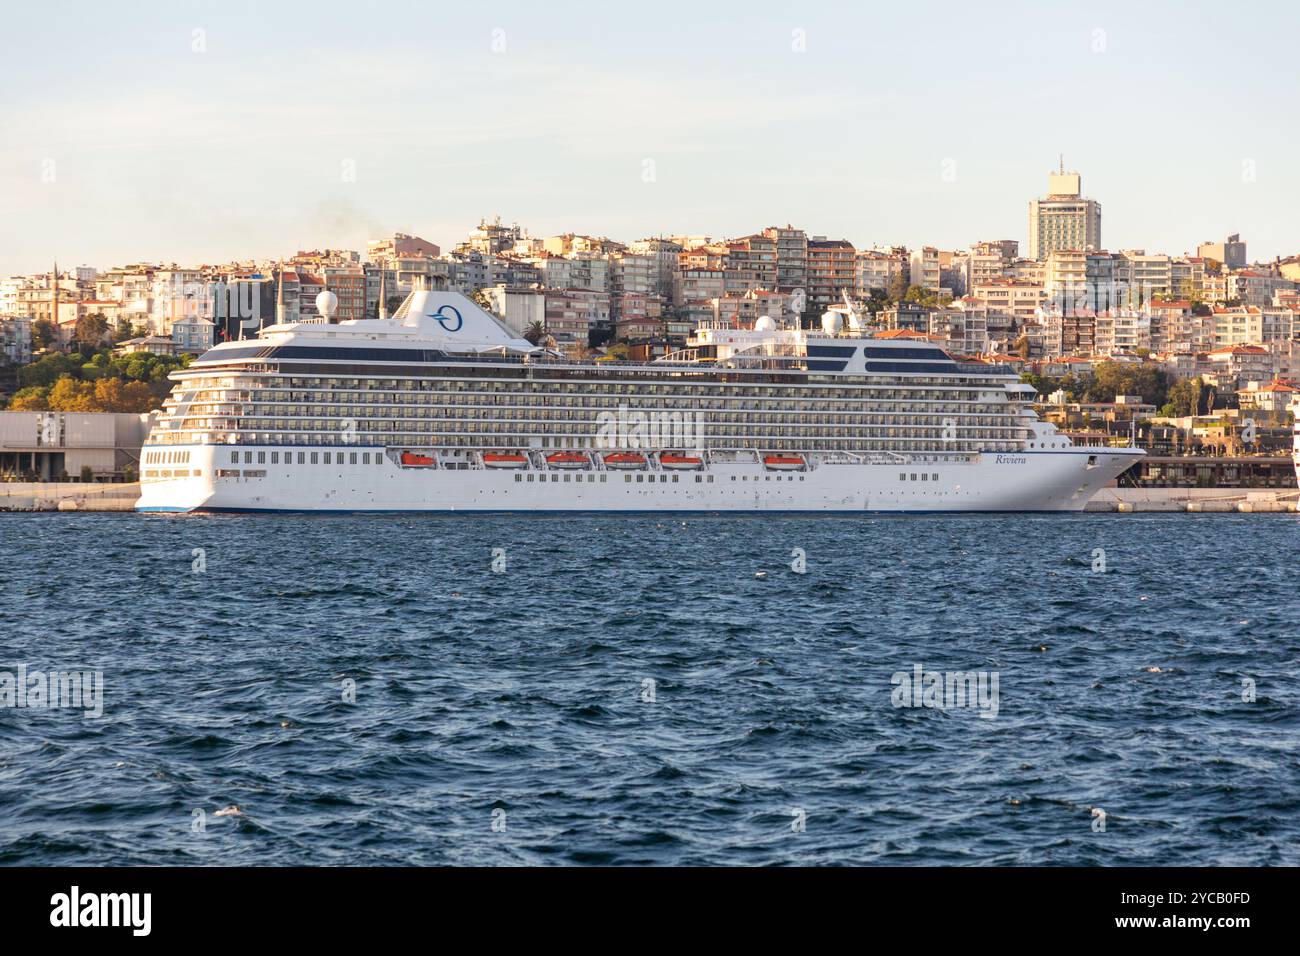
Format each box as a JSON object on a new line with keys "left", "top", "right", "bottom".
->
{"left": 1027, "top": 159, "right": 1102, "bottom": 260}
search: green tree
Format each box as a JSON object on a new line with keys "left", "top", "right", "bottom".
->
{"left": 886, "top": 272, "right": 908, "bottom": 304}
{"left": 522, "top": 320, "right": 546, "bottom": 345}
{"left": 471, "top": 288, "right": 495, "bottom": 314}
{"left": 1162, "top": 377, "right": 1204, "bottom": 417}
{"left": 1019, "top": 371, "right": 1060, "bottom": 398}
{"left": 110, "top": 318, "right": 140, "bottom": 344}
{"left": 31, "top": 318, "right": 57, "bottom": 351}
{"left": 1091, "top": 361, "right": 1168, "bottom": 406}
{"left": 7, "top": 386, "right": 51, "bottom": 410}
{"left": 18, "top": 352, "right": 82, "bottom": 388}
{"left": 74, "top": 313, "right": 110, "bottom": 350}
{"left": 1056, "top": 372, "right": 1094, "bottom": 403}
{"left": 864, "top": 287, "right": 891, "bottom": 314}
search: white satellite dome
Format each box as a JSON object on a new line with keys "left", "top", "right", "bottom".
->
{"left": 821, "top": 310, "right": 843, "bottom": 335}
{"left": 753, "top": 315, "right": 776, "bottom": 332}
{"left": 315, "top": 289, "right": 338, "bottom": 320}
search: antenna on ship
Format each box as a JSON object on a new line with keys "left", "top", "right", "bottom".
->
{"left": 842, "top": 289, "right": 865, "bottom": 333}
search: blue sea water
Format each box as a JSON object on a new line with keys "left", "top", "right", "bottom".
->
{"left": 0, "top": 512, "right": 1297, "bottom": 866}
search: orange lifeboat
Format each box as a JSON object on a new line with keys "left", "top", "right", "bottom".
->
{"left": 483, "top": 452, "right": 529, "bottom": 469}
{"left": 763, "top": 454, "right": 806, "bottom": 471}
{"left": 546, "top": 452, "right": 589, "bottom": 470}
{"left": 603, "top": 452, "right": 648, "bottom": 470}
{"left": 400, "top": 452, "right": 436, "bottom": 467}
{"left": 660, "top": 452, "right": 704, "bottom": 471}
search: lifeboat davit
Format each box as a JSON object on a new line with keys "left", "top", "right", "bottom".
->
{"left": 546, "top": 452, "right": 589, "bottom": 469}
{"left": 603, "top": 452, "right": 648, "bottom": 470}
{"left": 400, "top": 452, "right": 436, "bottom": 467}
{"left": 660, "top": 453, "right": 704, "bottom": 471}
{"left": 483, "top": 452, "right": 529, "bottom": 469}
{"left": 763, "top": 454, "right": 806, "bottom": 471}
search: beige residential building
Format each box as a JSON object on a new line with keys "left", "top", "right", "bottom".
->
{"left": 1006, "top": 258, "right": 1046, "bottom": 284}
{"left": 1211, "top": 269, "right": 1299, "bottom": 308}
{"left": 628, "top": 238, "right": 684, "bottom": 298}
{"left": 854, "top": 249, "right": 906, "bottom": 295}
{"left": 963, "top": 240, "right": 1018, "bottom": 289}
{"left": 762, "top": 225, "right": 808, "bottom": 289}
{"left": 1121, "top": 250, "right": 1174, "bottom": 301}
{"left": 909, "top": 246, "right": 942, "bottom": 294}
{"left": 1196, "top": 234, "right": 1247, "bottom": 270}
{"left": 969, "top": 279, "right": 1046, "bottom": 325}
{"left": 724, "top": 235, "right": 777, "bottom": 295}
{"left": 1211, "top": 306, "right": 1292, "bottom": 347}
{"left": 1093, "top": 310, "right": 1151, "bottom": 355}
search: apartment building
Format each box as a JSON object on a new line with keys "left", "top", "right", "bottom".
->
{"left": 1205, "top": 345, "right": 1274, "bottom": 389}
{"left": 806, "top": 238, "right": 855, "bottom": 313}
{"left": 762, "top": 225, "right": 808, "bottom": 289}
{"left": 969, "top": 279, "right": 1047, "bottom": 325}
{"left": 543, "top": 289, "right": 609, "bottom": 346}
{"left": 709, "top": 290, "right": 788, "bottom": 328}
{"left": 1211, "top": 306, "right": 1293, "bottom": 347}
{"left": 0, "top": 315, "right": 33, "bottom": 365}
{"left": 962, "top": 240, "right": 1017, "bottom": 290}
{"left": 908, "top": 246, "right": 942, "bottom": 295}
{"left": 854, "top": 249, "right": 907, "bottom": 296}
{"left": 1093, "top": 310, "right": 1151, "bottom": 355}
{"left": 1213, "top": 269, "right": 1299, "bottom": 308}
{"left": 628, "top": 238, "right": 684, "bottom": 299}
{"left": 725, "top": 234, "right": 777, "bottom": 294}
{"left": 928, "top": 305, "right": 988, "bottom": 355}
{"left": 485, "top": 286, "right": 545, "bottom": 336}
{"left": 1196, "top": 234, "right": 1247, "bottom": 270}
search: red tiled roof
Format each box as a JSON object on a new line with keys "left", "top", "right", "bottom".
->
{"left": 1208, "top": 345, "right": 1268, "bottom": 355}
{"left": 875, "top": 329, "right": 928, "bottom": 339}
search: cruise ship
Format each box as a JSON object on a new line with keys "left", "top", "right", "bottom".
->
{"left": 135, "top": 289, "right": 1144, "bottom": 513}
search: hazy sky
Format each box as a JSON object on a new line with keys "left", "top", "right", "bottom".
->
{"left": 3, "top": 0, "right": 1297, "bottom": 275}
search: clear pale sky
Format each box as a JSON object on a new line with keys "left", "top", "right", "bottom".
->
{"left": 2, "top": 0, "right": 1296, "bottom": 274}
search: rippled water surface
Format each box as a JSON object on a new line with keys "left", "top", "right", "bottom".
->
{"left": 1, "top": 512, "right": 1297, "bottom": 865}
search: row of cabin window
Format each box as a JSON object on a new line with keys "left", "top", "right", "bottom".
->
{"left": 145, "top": 450, "right": 191, "bottom": 464}
{"left": 230, "top": 450, "right": 383, "bottom": 466}
{"left": 900, "top": 473, "right": 941, "bottom": 481}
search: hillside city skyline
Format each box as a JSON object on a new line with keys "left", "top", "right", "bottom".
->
{"left": 1, "top": 169, "right": 1286, "bottom": 279}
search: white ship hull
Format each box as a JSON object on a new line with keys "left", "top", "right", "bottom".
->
{"left": 137, "top": 446, "right": 1142, "bottom": 513}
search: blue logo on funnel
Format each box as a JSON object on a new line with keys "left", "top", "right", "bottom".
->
{"left": 432, "top": 304, "right": 463, "bottom": 332}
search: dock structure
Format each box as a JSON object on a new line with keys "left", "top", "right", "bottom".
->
{"left": 1085, "top": 488, "right": 1299, "bottom": 513}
